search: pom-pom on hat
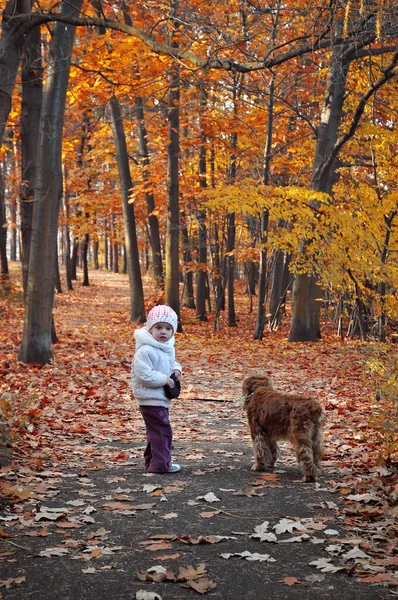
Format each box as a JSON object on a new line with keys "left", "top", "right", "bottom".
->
{"left": 145, "top": 305, "right": 178, "bottom": 334}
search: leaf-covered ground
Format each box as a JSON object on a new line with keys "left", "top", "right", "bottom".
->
{"left": 0, "top": 266, "right": 397, "bottom": 598}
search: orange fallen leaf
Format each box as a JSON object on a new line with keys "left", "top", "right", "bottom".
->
{"left": 279, "top": 577, "right": 302, "bottom": 586}
{"left": 185, "top": 578, "right": 217, "bottom": 594}
{"left": 146, "top": 543, "right": 173, "bottom": 552}
{"left": 177, "top": 563, "right": 207, "bottom": 581}
{"left": 0, "top": 529, "right": 14, "bottom": 538}
{"left": 360, "top": 573, "right": 398, "bottom": 586}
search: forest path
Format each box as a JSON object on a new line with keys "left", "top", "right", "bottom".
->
{"left": 0, "top": 267, "right": 396, "bottom": 598}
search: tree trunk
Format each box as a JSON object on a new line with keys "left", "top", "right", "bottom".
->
{"left": 289, "top": 42, "right": 350, "bottom": 342}
{"left": 196, "top": 85, "right": 208, "bottom": 321}
{"left": 164, "top": 0, "right": 181, "bottom": 327}
{"left": 20, "top": 18, "right": 42, "bottom": 296}
{"left": 109, "top": 95, "right": 145, "bottom": 322}
{"left": 289, "top": 46, "right": 349, "bottom": 342}
{"left": 0, "top": 1, "right": 32, "bottom": 147}
{"left": 93, "top": 238, "right": 99, "bottom": 269}
{"left": 268, "top": 249, "right": 289, "bottom": 329}
{"left": 104, "top": 223, "right": 109, "bottom": 270}
{"left": 81, "top": 232, "right": 89, "bottom": 286}
{"left": 226, "top": 211, "right": 237, "bottom": 327}
{"left": 62, "top": 177, "right": 73, "bottom": 290}
{"left": 0, "top": 162, "right": 8, "bottom": 279}
{"left": 377, "top": 211, "right": 396, "bottom": 342}
{"left": 113, "top": 241, "right": 119, "bottom": 273}
{"left": 9, "top": 191, "right": 17, "bottom": 261}
{"left": 54, "top": 240, "right": 62, "bottom": 294}
{"left": 181, "top": 211, "right": 195, "bottom": 309}
{"left": 19, "top": 0, "right": 83, "bottom": 364}
{"left": 135, "top": 97, "right": 163, "bottom": 287}
{"left": 288, "top": 274, "right": 322, "bottom": 342}
{"left": 71, "top": 238, "right": 79, "bottom": 280}
{"left": 254, "top": 70, "right": 275, "bottom": 339}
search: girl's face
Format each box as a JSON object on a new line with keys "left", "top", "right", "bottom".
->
{"left": 150, "top": 322, "right": 173, "bottom": 343}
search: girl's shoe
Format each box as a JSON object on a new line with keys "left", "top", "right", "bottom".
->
{"left": 168, "top": 462, "right": 181, "bottom": 473}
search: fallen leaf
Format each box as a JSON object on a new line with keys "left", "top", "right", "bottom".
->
{"left": 152, "top": 553, "right": 181, "bottom": 561}
{"left": 309, "top": 558, "right": 346, "bottom": 573}
{"left": 0, "top": 576, "right": 26, "bottom": 589}
{"left": 82, "top": 568, "right": 97, "bottom": 574}
{"left": 24, "top": 528, "right": 49, "bottom": 537}
{"left": 273, "top": 519, "right": 306, "bottom": 535}
{"left": 38, "top": 547, "right": 70, "bottom": 557}
{"left": 359, "top": 573, "right": 398, "bottom": 586}
{"left": 279, "top": 577, "right": 301, "bottom": 586}
{"left": 220, "top": 551, "right": 276, "bottom": 562}
{"left": 177, "top": 563, "right": 207, "bottom": 581}
{"left": 200, "top": 510, "right": 221, "bottom": 518}
{"left": 196, "top": 493, "right": 220, "bottom": 503}
{"left": 0, "top": 529, "right": 13, "bottom": 538}
{"left": 136, "top": 591, "right": 163, "bottom": 600}
{"left": 146, "top": 543, "right": 173, "bottom": 552}
{"left": 137, "top": 566, "right": 175, "bottom": 582}
{"left": 87, "top": 528, "right": 111, "bottom": 539}
{"left": 185, "top": 578, "right": 217, "bottom": 594}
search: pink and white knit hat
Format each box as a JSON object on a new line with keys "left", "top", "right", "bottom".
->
{"left": 145, "top": 305, "right": 178, "bottom": 334}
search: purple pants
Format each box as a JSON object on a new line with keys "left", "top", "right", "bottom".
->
{"left": 139, "top": 406, "right": 172, "bottom": 473}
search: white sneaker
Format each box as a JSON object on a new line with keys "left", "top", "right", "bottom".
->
{"left": 168, "top": 462, "right": 181, "bottom": 473}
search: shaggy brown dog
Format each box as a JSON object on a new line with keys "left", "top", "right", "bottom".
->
{"left": 242, "top": 375, "right": 325, "bottom": 482}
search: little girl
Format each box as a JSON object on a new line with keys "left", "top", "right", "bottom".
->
{"left": 131, "top": 305, "right": 182, "bottom": 473}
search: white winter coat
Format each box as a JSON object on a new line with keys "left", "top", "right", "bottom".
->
{"left": 131, "top": 327, "right": 182, "bottom": 408}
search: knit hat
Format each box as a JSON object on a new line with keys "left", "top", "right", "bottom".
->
{"left": 145, "top": 305, "right": 178, "bottom": 334}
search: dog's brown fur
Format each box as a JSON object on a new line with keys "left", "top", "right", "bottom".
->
{"left": 242, "top": 375, "right": 325, "bottom": 482}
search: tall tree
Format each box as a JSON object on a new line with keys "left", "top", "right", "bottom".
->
{"left": 289, "top": 9, "right": 397, "bottom": 341}
{"left": 19, "top": 0, "right": 84, "bottom": 364}
{"left": 0, "top": 0, "right": 32, "bottom": 147}
{"left": 164, "top": 0, "right": 181, "bottom": 324}
{"left": 196, "top": 84, "right": 208, "bottom": 322}
{"left": 109, "top": 95, "right": 145, "bottom": 322}
{"left": 20, "top": 15, "right": 42, "bottom": 296}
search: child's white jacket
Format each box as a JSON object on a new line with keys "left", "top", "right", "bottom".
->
{"left": 131, "top": 327, "right": 182, "bottom": 408}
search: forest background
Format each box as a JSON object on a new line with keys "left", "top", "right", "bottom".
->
{"left": 0, "top": 2, "right": 397, "bottom": 593}
{"left": 0, "top": 2, "right": 397, "bottom": 466}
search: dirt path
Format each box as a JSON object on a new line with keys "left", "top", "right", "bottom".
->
{"left": 0, "top": 268, "right": 396, "bottom": 598}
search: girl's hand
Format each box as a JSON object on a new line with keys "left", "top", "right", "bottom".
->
{"left": 166, "top": 377, "right": 175, "bottom": 387}
{"left": 172, "top": 370, "right": 181, "bottom": 381}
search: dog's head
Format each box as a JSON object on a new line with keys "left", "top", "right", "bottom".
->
{"left": 241, "top": 375, "right": 273, "bottom": 407}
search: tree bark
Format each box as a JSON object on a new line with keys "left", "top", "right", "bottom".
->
{"left": 20, "top": 17, "right": 42, "bottom": 296}
{"left": 196, "top": 85, "right": 208, "bottom": 321}
{"left": 254, "top": 63, "right": 275, "bottom": 339}
{"left": 289, "top": 42, "right": 350, "bottom": 342}
{"left": 19, "top": 0, "right": 83, "bottom": 364}
{"left": 0, "top": 162, "right": 8, "bottom": 279}
{"left": 81, "top": 232, "right": 89, "bottom": 286}
{"left": 0, "top": 1, "right": 32, "bottom": 147}
{"left": 164, "top": 0, "right": 181, "bottom": 327}
{"left": 109, "top": 95, "right": 145, "bottom": 322}
{"left": 181, "top": 210, "right": 195, "bottom": 309}
{"left": 135, "top": 97, "right": 163, "bottom": 287}
{"left": 268, "top": 249, "right": 290, "bottom": 329}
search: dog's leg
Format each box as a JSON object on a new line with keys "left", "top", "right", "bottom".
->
{"left": 292, "top": 424, "right": 317, "bottom": 482}
{"left": 252, "top": 430, "right": 274, "bottom": 471}
{"left": 312, "top": 424, "right": 324, "bottom": 476}
{"left": 269, "top": 440, "right": 278, "bottom": 467}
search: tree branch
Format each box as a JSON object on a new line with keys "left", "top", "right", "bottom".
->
{"left": 317, "top": 46, "right": 398, "bottom": 183}
{"left": 8, "top": 10, "right": 385, "bottom": 74}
